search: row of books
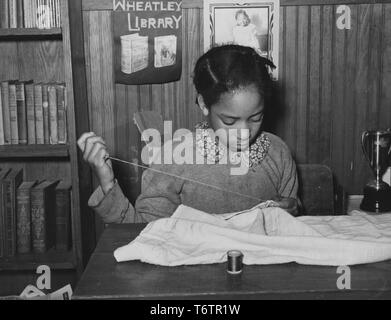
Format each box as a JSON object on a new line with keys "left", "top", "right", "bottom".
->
{"left": 0, "top": 167, "right": 72, "bottom": 257}
{"left": 0, "top": 81, "right": 67, "bottom": 146}
{"left": 0, "top": 0, "right": 61, "bottom": 29}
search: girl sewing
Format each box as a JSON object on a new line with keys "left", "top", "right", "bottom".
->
{"left": 77, "top": 45, "right": 299, "bottom": 223}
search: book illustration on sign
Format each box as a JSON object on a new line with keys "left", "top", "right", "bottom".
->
{"left": 120, "top": 33, "right": 149, "bottom": 74}
{"left": 154, "top": 35, "right": 177, "bottom": 68}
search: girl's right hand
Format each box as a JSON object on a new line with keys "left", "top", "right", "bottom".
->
{"left": 77, "top": 132, "right": 115, "bottom": 194}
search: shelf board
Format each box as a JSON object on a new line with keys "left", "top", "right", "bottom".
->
{"left": 0, "top": 145, "right": 70, "bottom": 159}
{"left": 0, "top": 28, "right": 62, "bottom": 39}
{"left": 0, "top": 250, "right": 76, "bottom": 271}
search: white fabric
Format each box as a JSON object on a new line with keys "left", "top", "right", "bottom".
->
{"left": 114, "top": 204, "right": 391, "bottom": 266}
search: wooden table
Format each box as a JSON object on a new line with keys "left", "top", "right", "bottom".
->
{"left": 73, "top": 224, "right": 391, "bottom": 300}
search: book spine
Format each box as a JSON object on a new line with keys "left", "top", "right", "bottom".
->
{"left": 0, "top": 88, "right": 4, "bottom": 145}
{"left": 49, "top": 0, "right": 53, "bottom": 28}
{"left": 56, "top": 0, "right": 60, "bottom": 28}
{"left": 23, "top": 0, "right": 30, "bottom": 28}
{"left": 32, "top": 0, "right": 37, "bottom": 28}
{"left": 31, "top": 188, "right": 46, "bottom": 253}
{"left": 9, "top": 0, "right": 18, "bottom": 28}
{"left": 48, "top": 85, "right": 57, "bottom": 144}
{"left": 17, "top": 187, "right": 31, "bottom": 254}
{"left": 56, "top": 84, "right": 66, "bottom": 144}
{"left": 16, "top": 82, "right": 28, "bottom": 145}
{"left": 3, "top": 179, "right": 16, "bottom": 257}
{"left": 55, "top": 188, "right": 70, "bottom": 251}
{"left": 0, "top": 0, "right": 10, "bottom": 28}
{"left": 1, "top": 82, "right": 11, "bottom": 144}
{"left": 17, "top": 0, "right": 24, "bottom": 28}
{"left": 42, "top": 84, "right": 49, "bottom": 144}
{"left": 26, "top": 83, "right": 36, "bottom": 144}
{"left": 34, "top": 84, "right": 44, "bottom": 144}
{"left": 9, "top": 82, "right": 19, "bottom": 145}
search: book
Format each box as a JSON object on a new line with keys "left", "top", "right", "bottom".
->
{"left": 23, "top": 0, "right": 32, "bottom": 28}
{"left": 34, "top": 83, "right": 44, "bottom": 144}
{"left": 26, "top": 82, "right": 36, "bottom": 144}
{"left": 8, "top": 81, "right": 19, "bottom": 145}
{"left": 1, "top": 81, "right": 11, "bottom": 145}
{"left": 55, "top": 0, "right": 60, "bottom": 27}
{"left": 17, "top": 181, "right": 37, "bottom": 254}
{"left": 55, "top": 181, "right": 71, "bottom": 251}
{"left": 16, "top": 80, "right": 31, "bottom": 145}
{"left": 56, "top": 84, "right": 67, "bottom": 144}
{"left": 0, "top": 88, "right": 4, "bottom": 145}
{"left": 9, "top": 0, "right": 18, "bottom": 28}
{"left": 120, "top": 33, "right": 149, "bottom": 74}
{"left": 0, "top": 0, "right": 10, "bottom": 28}
{"left": 154, "top": 35, "right": 177, "bottom": 68}
{"left": 42, "top": 83, "right": 50, "bottom": 144}
{"left": 0, "top": 169, "right": 11, "bottom": 258}
{"left": 48, "top": 84, "right": 58, "bottom": 144}
{"left": 17, "top": 0, "right": 24, "bottom": 28}
{"left": 32, "top": 0, "right": 38, "bottom": 28}
{"left": 31, "top": 180, "right": 59, "bottom": 253}
{"left": 2, "top": 168, "right": 23, "bottom": 257}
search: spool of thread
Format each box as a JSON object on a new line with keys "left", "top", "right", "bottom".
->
{"left": 227, "top": 250, "right": 243, "bottom": 275}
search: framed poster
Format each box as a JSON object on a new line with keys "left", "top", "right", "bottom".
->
{"left": 204, "top": 0, "right": 279, "bottom": 80}
{"left": 113, "top": 0, "right": 182, "bottom": 85}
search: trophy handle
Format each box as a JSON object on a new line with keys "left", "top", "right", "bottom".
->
{"left": 361, "top": 131, "right": 371, "bottom": 163}
{"left": 388, "top": 129, "right": 391, "bottom": 157}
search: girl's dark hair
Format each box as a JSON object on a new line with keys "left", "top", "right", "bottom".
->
{"left": 193, "top": 45, "right": 275, "bottom": 109}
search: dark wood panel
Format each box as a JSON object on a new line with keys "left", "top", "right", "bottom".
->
{"left": 352, "top": 4, "right": 372, "bottom": 190}
{"left": 82, "top": 0, "right": 390, "bottom": 11}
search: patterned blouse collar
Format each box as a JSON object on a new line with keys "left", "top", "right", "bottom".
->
{"left": 195, "top": 121, "right": 271, "bottom": 168}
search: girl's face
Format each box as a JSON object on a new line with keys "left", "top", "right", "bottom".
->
{"left": 236, "top": 13, "right": 248, "bottom": 26}
{"left": 203, "top": 84, "right": 264, "bottom": 152}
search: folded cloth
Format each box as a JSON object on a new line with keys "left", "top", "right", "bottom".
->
{"left": 114, "top": 204, "right": 391, "bottom": 266}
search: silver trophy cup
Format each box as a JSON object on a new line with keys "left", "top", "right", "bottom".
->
{"left": 360, "top": 129, "right": 391, "bottom": 213}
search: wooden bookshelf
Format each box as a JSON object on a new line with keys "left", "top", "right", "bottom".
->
{"left": 0, "top": 250, "right": 75, "bottom": 271}
{"left": 0, "top": 145, "right": 69, "bottom": 158}
{"left": 0, "top": 28, "right": 62, "bottom": 39}
{"left": 0, "top": 0, "right": 94, "bottom": 295}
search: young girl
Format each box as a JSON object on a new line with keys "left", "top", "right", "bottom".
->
{"left": 232, "top": 10, "right": 260, "bottom": 51}
{"left": 77, "top": 45, "right": 299, "bottom": 224}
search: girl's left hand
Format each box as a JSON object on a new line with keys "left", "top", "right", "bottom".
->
{"left": 272, "top": 197, "right": 299, "bottom": 216}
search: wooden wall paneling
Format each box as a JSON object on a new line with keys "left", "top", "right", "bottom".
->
{"left": 367, "top": 4, "right": 383, "bottom": 131}
{"left": 175, "top": 10, "right": 187, "bottom": 130}
{"left": 100, "top": 11, "right": 116, "bottom": 153}
{"left": 283, "top": 6, "right": 298, "bottom": 157}
{"left": 342, "top": 5, "right": 358, "bottom": 190}
{"left": 139, "top": 85, "right": 152, "bottom": 112}
{"left": 125, "top": 85, "right": 142, "bottom": 196}
{"left": 163, "top": 82, "right": 177, "bottom": 129}
{"left": 308, "top": 6, "right": 321, "bottom": 164}
{"left": 273, "top": 6, "right": 285, "bottom": 136}
{"left": 114, "top": 84, "right": 140, "bottom": 204}
{"left": 186, "top": 8, "right": 203, "bottom": 129}
{"left": 352, "top": 4, "right": 372, "bottom": 193}
{"left": 380, "top": 5, "right": 391, "bottom": 130}
{"left": 319, "top": 5, "right": 333, "bottom": 167}
{"left": 151, "top": 84, "right": 163, "bottom": 116}
{"left": 296, "top": 6, "right": 309, "bottom": 164}
{"left": 330, "top": 4, "right": 345, "bottom": 190}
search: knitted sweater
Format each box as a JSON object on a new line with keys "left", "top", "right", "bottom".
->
{"left": 88, "top": 132, "right": 298, "bottom": 223}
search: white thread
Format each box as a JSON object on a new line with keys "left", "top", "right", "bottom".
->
{"left": 107, "top": 156, "right": 266, "bottom": 202}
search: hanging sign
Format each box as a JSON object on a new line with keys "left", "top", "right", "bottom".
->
{"left": 113, "top": 0, "right": 182, "bottom": 84}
